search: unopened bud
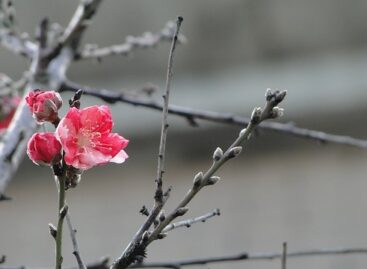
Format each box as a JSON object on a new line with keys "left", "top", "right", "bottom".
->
{"left": 213, "top": 147, "right": 223, "bottom": 161}
{"left": 48, "top": 223, "right": 57, "bottom": 239}
{"left": 206, "top": 176, "right": 220, "bottom": 186}
{"left": 265, "top": 88, "right": 273, "bottom": 100}
{"left": 175, "top": 207, "right": 189, "bottom": 217}
{"left": 193, "top": 172, "right": 204, "bottom": 187}
{"left": 159, "top": 210, "right": 166, "bottom": 222}
{"left": 250, "top": 107, "right": 262, "bottom": 124}
{"left": 25, "top": 90, "right": 62, "bottom": 124}
{"left": 157, "top": 233, "right": 167, "bottom": 239}
{"left": 228, "top": 146, "right": 242, "bottom": 159}
{"left": 270, "top": 107, "right": 284, "bottom": 119}
{"left": 275, "top": 90, "right": 287, "bottom": 104}
{"left": 60, "top": 205, "right": 68, "bottom": 219}
{"left": 142, "top": 231, "right": 150, "bottom": 242}
{"left": 239, "top": 128, "right": 247, "bottom": 137}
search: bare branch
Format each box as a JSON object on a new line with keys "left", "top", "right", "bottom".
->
{"left": 74, "top": 20, "right": 186, "bottom": 61}
{"left": 0, "top": 0, "right": 36, "bottom": 58}
{"left": 0, "top": 255, "right": 5, "bottom": 265}
{"left": 110, "top": 16, "right": 183, "bottom": 269}
{"left": 146, "top": 90, "right": 286, "bottom": 246}
{"left": 162, "top": 209, "right": 220, "bottom": 233}
{"left": 130, "top": 247, "right": 367, "bottom": 268}
{"left": 44, "top": 0, "right": 103, "bottom": 61}
{"left": 60, "top": 81, "right": 367, "bottom": 149}
{"left": 155, "top": 16, "right": 183, "bottom": 203}
{"left": 66, "top": 213, "right": 87, "bottom": 269}
{"left": 1, "top": 247, "right": 367, "bottom": 269}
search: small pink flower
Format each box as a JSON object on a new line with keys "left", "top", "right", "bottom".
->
{"left": 27, "top": 132, "right": 62, "bottom": 166}
{"left": 0, "top": 96, "right": 20, "bottom": 132}
{"left": 56, "top": 105, "right": 129, "bottom": 170}
{"left": 25, "top": 89, "right": 62, "bottom": 123}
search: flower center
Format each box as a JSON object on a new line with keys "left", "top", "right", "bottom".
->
{"left": 77, "top": 128, "right": 101, "bottom": 147}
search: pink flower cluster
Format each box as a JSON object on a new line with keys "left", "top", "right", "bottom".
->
{"left": 26, "top": 90, "right": 129, "bottom": 170}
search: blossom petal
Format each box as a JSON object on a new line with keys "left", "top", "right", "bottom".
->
{"left": 110, "top": 149, "right": 128, "bottom": 163}
{"left": 79, "top": 105, "right": 112, "bottom": 134}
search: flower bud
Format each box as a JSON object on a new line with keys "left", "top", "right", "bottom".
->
{"left": 228, "top": 146, "right": 242, "bottom": 159}
{"left": 175, "top": 207, "right": 189, "bottom": 217}
{"left": 206, "top": 176, "right": 220, "bottom": 186}
{"left": 48, "top": 223, "right": 57, "bottom": 239}
{"left": 27, "top": 133, "right": 62, "bottom": 166}
{"left": 25, "top": 89, "right": 62, "bottom": 123}
{"left": 213, "top": 147, "right": 223, "bottom": 161}
{"left": 250, "top": 107, "right": 262, "bottom": 124}
{"left": 193, "top": 172, "right": 204, "bottom": 187}
{"left": 270, "top": 107, "right": 285, "bottom": 119}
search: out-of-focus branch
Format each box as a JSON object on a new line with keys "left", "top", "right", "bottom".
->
{"left": 110, "top": 16, "right": 183, "bottom": 269}
{"left": 130, "top": 247, "right": 367, "bottom": 268}
{"left": 0, "top": 0, "right": 36, "bottom": 58}
{"left": 162, "top": 209, "right": 220, "bottom": 233}
{"left": 2, "top": 247, "right": 366, "bottom": 269}
{"left": 60, "top": 81, "right": 367, "bottom": 149}
{"left": 44, "top": 0, "right": 103, "bottom": 61}
{"left": 0, "top": 256, "right": 5, "bottom": 265}
{"left": 74, "top": 21, "right": 186, "bottom": 61}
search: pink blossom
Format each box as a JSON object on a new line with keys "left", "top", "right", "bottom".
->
{"left": 27, "top": 132, "right": 62, "bottom": 166}
{"left": 25, "top": 89, "right": 62, "bottom": 123}
{"left": 56, "top": 105, "right": 129, "bottom": 170}
{"left": 0, "top": 96, "right": 20, "bottom": 132}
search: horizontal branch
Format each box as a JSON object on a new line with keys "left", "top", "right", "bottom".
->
{"left": 2, "top": 247, "right": 365, "bottom": 269}
{"left": 60, "top": 81, "right": 367, "bottom": 149}
{"left": 74, "top": 21, "right": 186, "bottom": 61}
{"left": 130, "top": 247, "right": 367, "bottom": 268}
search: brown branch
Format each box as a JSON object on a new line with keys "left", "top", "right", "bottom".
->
{"left": 129, "top": 247, "right": 367, "bottom": 268}
{"left": 60, "top": 81, "right": 367, "bottom": 149}
{"left": 110, "top": 16, "right": 183, "bottom": 269}
{"left": 74, "top": 20, "right": 186, "bottom": 61}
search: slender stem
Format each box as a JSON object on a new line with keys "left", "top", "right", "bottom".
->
{"left": 55, "top": 175, "right": 66, "bottom": 269}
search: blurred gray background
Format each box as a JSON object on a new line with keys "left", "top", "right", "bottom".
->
{"left": 2, "top": 1, "right": 367, "bottom": 269}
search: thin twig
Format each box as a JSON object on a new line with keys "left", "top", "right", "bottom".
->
{"left": 60, "top": 81, "right": 367, "bottom": 149}
{"left": 145, "top": 90, "right": 286, "bottom": 246}
{"left": 281, "top": 242, "right": 287, "bottom": 269}
{"left": 155, "top": 16, "right": 183, "bottom": 203}
{"left": 162, "top": 209, "right": 220, "bottom": 233}
{"left": 1, "top": 247, "right": 367, "bottom": 269}
{"left": 110, "top": 16, "right": 183, "bottom": 269}
{"left": 130, "top": 247, "right": 367, "bottom": 268}
{"left": 66, "top": 213, "right": 87, "bottom": 269}
{"left": 0, "top": 255, "right": 5, "bottom": 265}
{"left": 74, "top": 20, "right": 186, "bottom": 61}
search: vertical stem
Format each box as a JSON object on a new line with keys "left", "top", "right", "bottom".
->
{"left": 281, "top": 242, "right": 287, "bottom": 269}
{"left": 55, "top": 175, "right": 66, "bottom": 269}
